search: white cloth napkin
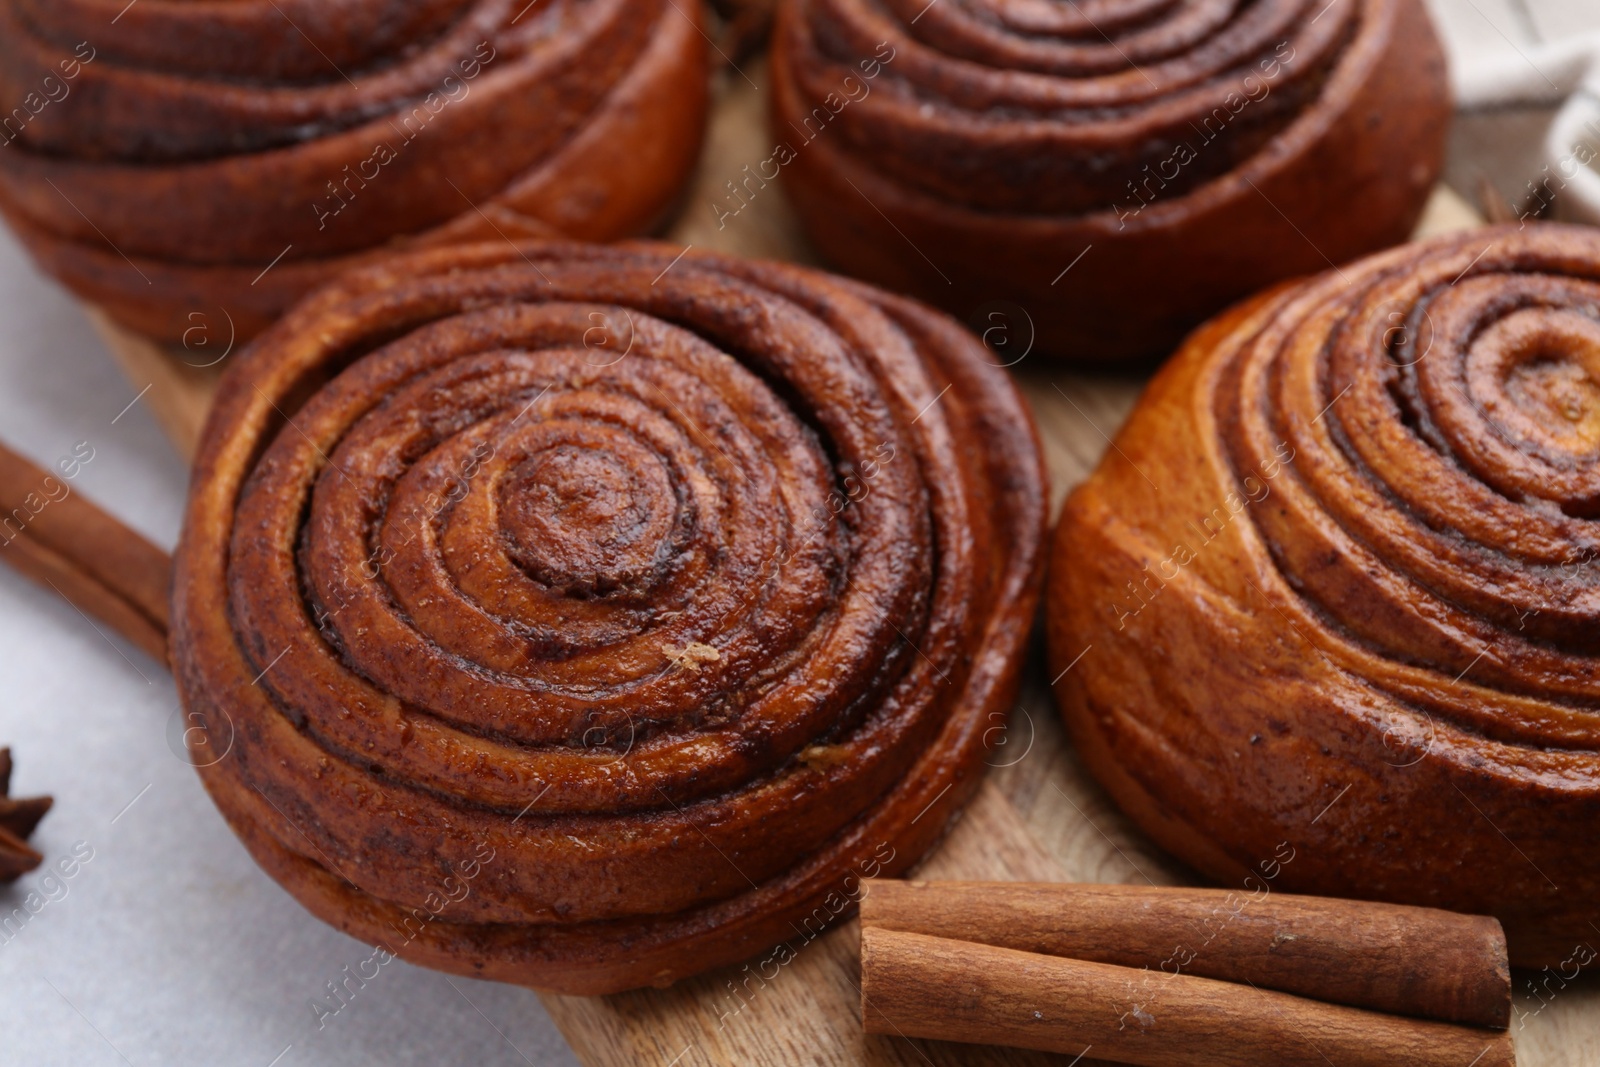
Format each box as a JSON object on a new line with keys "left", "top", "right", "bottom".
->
{"left": 1428, "top": 0, "right": 1600, "bottom": 223}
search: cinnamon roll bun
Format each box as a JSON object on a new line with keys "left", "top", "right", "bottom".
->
{"left": 0, "top": 0, "right": 709, "bottom": 343}
{"left": 1047, "top": 223, "right": 1600, "bottom": 966}
{"left": 171, "top": 240, "right": 1046, "bottom": 994}
{"left": 771, "top": 0, "right": 1450, "bottom": 363}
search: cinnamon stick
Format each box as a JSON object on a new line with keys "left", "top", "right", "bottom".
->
{"left": 0, "top": 440, "right": 170, "bottom": 662}
{"left": 861, "top": 881, "right": 1509, "bottom": 1028}
{"left": 861, "top": 928, "right": 1515, "bottom": 1067}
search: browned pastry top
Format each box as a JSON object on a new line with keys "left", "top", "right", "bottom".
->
{"left": 0, "top": 0, "right": 710, "bottom": 342}
{"left": 13, "top": 0, "right": 474, "bottom": 84}
{"left": 782, "top": 0, "right": 1358, "bottom": 215}
{"left": 171, "top": 240, "right": 1046, "bottom": 994}
{"left": 1, "top": 0, "right": 669, "bottom": 261}
{"left": 771, "top": 0, "right": 1449, "bottom": 362}
{"left": 1047, "top": 222, "right": 1600, "bottom": 966}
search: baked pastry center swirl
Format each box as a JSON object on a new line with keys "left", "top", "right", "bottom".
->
{"left": 174, "top": 241, "right": 1046, "bottom": 993}
{"left": 264, "top": 299, "right": 904, "bottom": 796}
{"left": 1223, "top": 236, "right": 1600, "bottom": 682}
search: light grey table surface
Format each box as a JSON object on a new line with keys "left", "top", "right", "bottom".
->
{"left": 0, "top": 222, "right": 582, "bottom": 1067}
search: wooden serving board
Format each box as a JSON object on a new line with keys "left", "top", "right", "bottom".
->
{"left": 90, "top": 60, "right": 1600, "bottom": 1067}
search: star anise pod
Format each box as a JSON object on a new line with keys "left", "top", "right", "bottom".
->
{"left": 0, "top": 748, "right": 52, "bottom": 882}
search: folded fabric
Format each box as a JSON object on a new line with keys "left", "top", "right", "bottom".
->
{"left": 1431, "top": 0, "right": 1600, "bottom": 223}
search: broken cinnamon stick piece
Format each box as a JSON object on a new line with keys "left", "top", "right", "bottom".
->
{"left": 0, "top": 439, "right": 170, "bottom": 662}
{"left": 861, "top": 881, "right": 1509, "bottom": 1029}
{"left": 860, "top": 928, "right": 1516, "bottom": 1067}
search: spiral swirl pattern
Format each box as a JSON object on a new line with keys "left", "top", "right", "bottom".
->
{"left": 772, "top": 0, "right": 1449, "bottom": 362}
{"left": 0, "top": 0, "right": 707, "bottom": 342}
{"left": 1048, "top": 223, "right": 1600, "bottom": 966}
{"left": 172, "top": 240, "right": 1045, "bottom": 994}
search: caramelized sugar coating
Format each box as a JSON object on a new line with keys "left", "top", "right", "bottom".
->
{"left": 0, "top": 0, "right": 709, "bottom": 341}
{"left": 1049, "top": 224, "right": 1600, "bottom": 966}
{"left": 772, "top": 0, "right": 1450, "bottom": 362}
{"left": 173, "top": 240, "right": 1046, "bottom": 994}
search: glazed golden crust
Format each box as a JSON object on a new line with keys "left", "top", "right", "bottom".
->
{"left": 1047, "top": 223, "right": 1600, "bottom": 967}
{"left": 771, "top": 0, "right": 1450, "bottom": 363}
{"left": 172, "top": 240, "right": 1046, "bottom": 994}
{"left": 0, "top": 0, "right": 709, "bottom": 342}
